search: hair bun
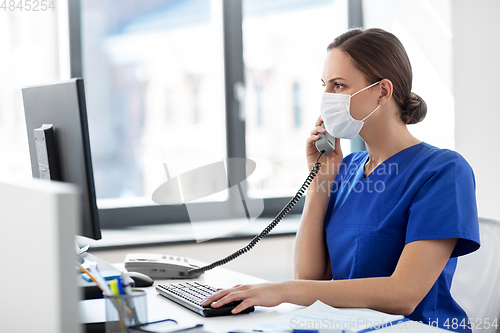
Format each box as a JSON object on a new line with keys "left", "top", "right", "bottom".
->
{"left": 402, "top": 92, "right": 427, "bottom": 125}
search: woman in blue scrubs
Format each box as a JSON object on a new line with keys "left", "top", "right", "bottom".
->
{"left": 202, "top": 28, "right": 480, "bottom": 332}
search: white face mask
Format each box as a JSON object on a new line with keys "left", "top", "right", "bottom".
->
{"left": 320, "top": 81, "right": 381, "bottom": 140}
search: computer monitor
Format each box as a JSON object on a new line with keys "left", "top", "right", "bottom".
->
{"left": 22, "top": 78, "right": 101, "bottom": 240}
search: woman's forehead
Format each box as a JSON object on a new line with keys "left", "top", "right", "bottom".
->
{"left": 322, "top": 48, "right": 363, "bottom": 82}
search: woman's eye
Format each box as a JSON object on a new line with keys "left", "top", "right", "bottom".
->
{"left": 334, "top": 83, "right": 344, "bottom": 90}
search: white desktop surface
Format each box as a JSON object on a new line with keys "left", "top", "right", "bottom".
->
{"left": 81, "top": 265, "right": 302, "bottom": 332}
{"left": 80, "top": 264, "right": 452, "bottom": 333}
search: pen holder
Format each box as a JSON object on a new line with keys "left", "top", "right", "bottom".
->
{"left": 104, "top": 289, "right": 147, "bottom": 333}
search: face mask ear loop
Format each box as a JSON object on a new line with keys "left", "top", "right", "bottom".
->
{"left": 351, "top": 81, "right": 381, "bottom": 98}
{"left": 361, "top": 105, "right": 381, "bottom": 122}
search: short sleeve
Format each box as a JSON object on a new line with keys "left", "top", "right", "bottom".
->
{"left": 406, "top": 150, "right": 480, "bottom": 257}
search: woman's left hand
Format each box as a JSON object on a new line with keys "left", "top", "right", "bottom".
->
{"left": 201, "top": 282, "right": 289, "bottom": 314}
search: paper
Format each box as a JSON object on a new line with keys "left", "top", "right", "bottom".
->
{"left": 252, "top": 300, "right": 405, "bottom": 332}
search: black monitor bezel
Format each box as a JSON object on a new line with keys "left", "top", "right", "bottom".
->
{"left": 22, "top": 78, "right": 101, "bottom": 240}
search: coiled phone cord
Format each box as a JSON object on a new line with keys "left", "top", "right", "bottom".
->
{"left": 187, "top": 152, "right": 324, "bottom": 276}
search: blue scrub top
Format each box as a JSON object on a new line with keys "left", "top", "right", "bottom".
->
{"left": 324, "top": 142, "right": 480, "bottom": 333}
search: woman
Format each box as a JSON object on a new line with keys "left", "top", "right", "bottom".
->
{"left": 202, "top": 28, "right": 480, "bottom": 332}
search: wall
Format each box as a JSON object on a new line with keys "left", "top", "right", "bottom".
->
{"left": 452, "top": 0, "right": 500, "bottom": 221}
{"left": 363, "top": 0, "right": 498, "bottom": 220}
{"left": 363, "top": 0, "right": 455, "bottom": 150}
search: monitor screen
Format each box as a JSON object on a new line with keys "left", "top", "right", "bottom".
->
{"left": 22, "top": 78, "right": 102, "bottom": 240}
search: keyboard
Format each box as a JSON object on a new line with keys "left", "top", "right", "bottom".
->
{"left": 155, "top": 281, "right": 255, "bottom": 317}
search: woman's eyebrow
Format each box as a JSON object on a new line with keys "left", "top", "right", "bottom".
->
{"left": 327, "top": 77, "right": 345, "bottom": 83}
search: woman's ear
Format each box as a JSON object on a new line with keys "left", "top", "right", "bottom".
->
{"left": 378, "top": 79, "right": 393, "bottom": 105}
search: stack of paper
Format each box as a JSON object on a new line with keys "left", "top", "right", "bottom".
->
{"left": 249, "top": 300, "right": 406, "bottom": 332}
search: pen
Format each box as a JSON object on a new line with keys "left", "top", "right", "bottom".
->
{"left": 77, "top": 263, "right": 128, "bottom": 333}
{"left": 110, "top": 279, "right": 132, "bottom": 332}
{"left": 110, "top": 279, "right": 120, "bottom": 296}
{"left": 77, "top": 262, "right": 111, "bottom": 296}
{"left": 121, "top": 271, "right": 134, "bottom": 295}
{"left": 121, "top": 271, "right": 141, "bottom": 324}
{"left": 81, "top": 258, "right": 97, "bottom": 270}
{"left": 117, "top": 277, "right": 125, "bottom": 295}
{"left": 87, "top": 265, "right": 112, "bottom": 296}
{"left": 110, "top": 279, "right": 134, "bottom": 317}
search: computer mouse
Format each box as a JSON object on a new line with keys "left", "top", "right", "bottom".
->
{"left": 128, "top": 271, "right": 154, "bottom": 287}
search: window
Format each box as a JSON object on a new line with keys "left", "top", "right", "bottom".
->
{"left": 0, "top": 9, "right": 60, "bottom": 182}
{"left": 79, "top": 0, "right": 226, "bottom": 205}
{"left": 242, "top": 0, "right": 348, "bottom": 198}
{"left": 1, "top": 1, "right": 455, "bottom": 238}
{"left": 71, "top": 0, "right": 349, "bottom": 228}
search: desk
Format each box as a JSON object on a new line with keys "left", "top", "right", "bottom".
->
{"left": 80, "top": 264, "right": 452, "bottom": 333}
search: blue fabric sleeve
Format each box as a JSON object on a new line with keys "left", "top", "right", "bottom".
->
{"left": 405, "top": 150, "right": 480, "bottom": 257}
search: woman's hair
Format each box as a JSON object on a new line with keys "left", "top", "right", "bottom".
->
{"left": 327, "top": 28, "right": 426, "bottom": 125}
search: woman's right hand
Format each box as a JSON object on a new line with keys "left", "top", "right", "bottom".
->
{"left": 294, "top": 116, "right": 342, "bottom": 280}
{"left": 306, "top": 116, "right": 344, "bottom": 190}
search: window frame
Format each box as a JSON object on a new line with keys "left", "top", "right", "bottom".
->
{"left": 69, "top": 0, "right": 359, "bottom": 229}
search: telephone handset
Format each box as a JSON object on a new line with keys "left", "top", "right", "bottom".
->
{"left": 315, "top": 123, "right": 336, "bottom": 156}
{"left": 125, "top": 129, "right": 334, "bottom": 279}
